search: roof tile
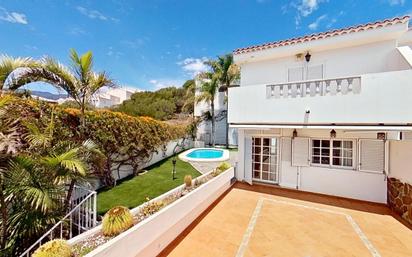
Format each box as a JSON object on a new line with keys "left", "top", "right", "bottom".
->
{"left": 233, "top": 16, "right": 410, "bottom": 55}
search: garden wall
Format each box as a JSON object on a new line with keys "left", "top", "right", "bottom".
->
{"left": 88, "top": 138, "right": 193, "bottom": 190}
{"left": 388, "top": 140, "right": 412, "bottom": 225}
{"left": 69, "top": 167, "right": 235, "bottom": 257}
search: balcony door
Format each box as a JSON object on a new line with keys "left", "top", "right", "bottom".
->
{"left": 252, "top": 137, "right": 279, "bottom": 184}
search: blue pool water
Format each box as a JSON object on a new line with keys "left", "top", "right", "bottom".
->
{"left": 187, "top": 149, "right": 224, "bottom": 159}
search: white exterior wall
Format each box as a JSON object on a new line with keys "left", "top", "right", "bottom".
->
{"left": 389, "top": 140, "right": 412, "bottom": 184}
{"left": 236, "top": 128, "right": 388, "bottom": 203}
{"left": 240, "top": 40, "right": 410, "bottom": 86}
{"left": 229, "top": 70, "right": 412, "bottom": 125}
{"left": 194, "top": 81, "right": 238, "bottom": 146}
{"left": 93, "top": 88, "right": 137, "bottom": 108}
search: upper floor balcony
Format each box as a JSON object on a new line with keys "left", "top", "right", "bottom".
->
{"left": 228, "top": 69, "right": 412, "bottom": 126}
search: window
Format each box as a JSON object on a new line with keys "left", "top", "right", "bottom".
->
{"left": 311, "top": 139, "right": 354, "bottom": 168}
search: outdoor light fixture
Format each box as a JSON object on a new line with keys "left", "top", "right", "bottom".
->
{"left": 292, "top": 129, "right": 298, "bottom": 138}
{"left": 330, "top": 129, "right": 337, "bottom": 138}
{"left": 172, "top": 157, "right": 177, "bottom": 180}
{"left": 305, "top": 51, "right": 311, "bottom": 62}
{"left": 377, "top": 132, "right": 386, "bottom": 140}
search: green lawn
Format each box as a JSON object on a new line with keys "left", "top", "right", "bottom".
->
{"left": 97, "top": 156, "right": 201, "bottom": 215}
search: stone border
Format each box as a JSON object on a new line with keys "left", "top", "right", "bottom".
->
{"left": 387, "top": 177, "right": 412, "bottom": 225}
{"left": 179, "top": 148, "right": 230, "bottom": 162}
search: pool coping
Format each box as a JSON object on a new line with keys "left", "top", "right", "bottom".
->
{"left": 179, "top": 148, "right": 230, "bottom": 162}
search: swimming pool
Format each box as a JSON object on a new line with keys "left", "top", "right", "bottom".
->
{"left": 179, "top": 148, "right": 230, "bottom": 162}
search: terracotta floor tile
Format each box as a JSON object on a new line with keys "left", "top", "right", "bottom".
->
{"left": 159, "top": 183, "right": 412, "bottom": 257}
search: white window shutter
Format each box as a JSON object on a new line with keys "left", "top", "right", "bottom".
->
{"left": 292, "top": 137, "right": 310, "bottom": 167}
{"left": 244, "top": 136, "right": 253, "bottom": 184}
{"left": 281, "top": 137, "right": 292, "bottom": 162}
{"left": 307, "top": 64, "right": 323, "bottom": 80}
{"left": 288, "top": 67, "right": 304, "bottom": 82}
{"left": 359, "top": 139, "right": 385, "bottom": 173}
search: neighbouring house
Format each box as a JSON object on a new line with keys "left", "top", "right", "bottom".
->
{"left": 91, "top": 87, "right": 139, "bottom": 108}
{"left": 194, "top": 79, "right": 238, "bottom": 146}
{"left": 229, "top": 16, "right": 412, "bottom": 223}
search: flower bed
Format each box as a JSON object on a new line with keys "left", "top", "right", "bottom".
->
{"left": 69, "top": 165, "right": 235, "bottom": 257}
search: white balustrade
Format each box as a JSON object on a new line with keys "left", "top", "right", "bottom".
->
{"left": 267, "top": 76, "right": 361, "bottom": 99}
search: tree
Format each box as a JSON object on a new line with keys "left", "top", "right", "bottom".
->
{"left": 0, "top": 49, "right": 116, "bottom": 127}
{"left": 115, "top": 87, "right": 189, "bottom": 120}
{"left": 196, "top": 72, "right": 219, "bottom": 146}
{"left": 208, "top": 54, "right": 239, "bottom": 148}
{"left": 182, "top": 79, "right": 195, "bottom": 115}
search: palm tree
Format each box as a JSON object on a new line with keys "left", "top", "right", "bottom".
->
{"left": 0, "top": 49, "right": 116, "bottom": 127}
{"left": 196, "top": 72, "right": 219, "bottom": 146}
{"left": 208, "top": 54, "right": 240, "bottom": 148}
{"left": 0, "top": 95, "right": 23, "bottom": 251}
{"left": 24, "top": 114, "right": 101, "bottom": 210}
{"left": 182, "top": 79, "right": 196, "bottom": 116}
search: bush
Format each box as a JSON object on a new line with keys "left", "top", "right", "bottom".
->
{"left": 212, "top": 162, "right": 231, "bottom": 177}
{"left": 102, "top": 206, "right": 134, "bottom": 236}
{"left": 184, "top": 175, "right": 192, "bottom": 187}
{"left": 32, "top": 239, "right": 72, "bottom": 257}
{"left": 3, "top": 95, "right": 188, "bottom": 187}
{"left": 140, "top": 199, "right": 165, "bottom": 218}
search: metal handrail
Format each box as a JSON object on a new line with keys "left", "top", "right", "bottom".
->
{"left": 19, "top": 187, "right": 97, "bottom": 257}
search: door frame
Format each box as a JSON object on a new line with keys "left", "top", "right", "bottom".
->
{"left": 251, "top": 136, "right": 281, "bottom": 184}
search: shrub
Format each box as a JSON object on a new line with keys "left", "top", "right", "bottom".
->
{"left": 3, "top": 95, "right": 188, "bottom": 187}
{"left": 32, "top": 239, "right": 72, "bottom": 257}
{"left": 184, "top": 175, "right": 192, "bottom": 187}
{"left": 102, "top": 206, "right": 134, "bottom": 236}
{"left": 212, "top": 162, "right": 231, "bottom": 177}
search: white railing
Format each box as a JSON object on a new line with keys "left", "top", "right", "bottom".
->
{"left": 19, "top": 186, "right": 97, "bottom": 257}
{"left": 266, "top": 76, "right": 361, "bottom": 99}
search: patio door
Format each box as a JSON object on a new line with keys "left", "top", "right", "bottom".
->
{"left": 252, "top": 137, "right": 279, "bottom": 184}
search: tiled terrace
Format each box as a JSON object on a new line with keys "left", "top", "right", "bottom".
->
{"left": 160, "top": 182, "right": 412, "bottom": 257}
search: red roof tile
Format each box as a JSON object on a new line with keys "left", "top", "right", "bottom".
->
{"left": 233, "top": 16, "right": 410, "bottom": 55}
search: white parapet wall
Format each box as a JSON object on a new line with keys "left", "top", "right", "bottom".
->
{"left": 69, "top": 167, "right": 235, "bottom": 257}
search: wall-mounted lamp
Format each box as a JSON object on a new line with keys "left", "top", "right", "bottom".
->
{"left": 305, "top": 51, "right": 311, "bottom": 62}
{"left": 377, "top": 132, "right": 386, "bottom": 140}
{"left": 330, "top": 129, "right": 336, "bottom": 138}
{"left": 292, "top": 129, "right": 298, "bottom": 138}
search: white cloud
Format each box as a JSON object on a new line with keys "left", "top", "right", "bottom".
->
{"left": 308, "top": 14, "right": 327, "bottom": 30}
{"left": 297, "top": 0, "right": 327, "bottom": 17}
{"left": 76, "top": 6, "right": 118, "bottom": 22}
{"left": 0, "top": 7, "right": 28, "bottom": 24}
{"left": 387, "top": 0, "right": 405, "bottom": 5}
{"left": 149, "top": 79, "right": 184, "bottom": 90}
{"left": 69, "top": 27, "right": 87, "bottom": 36}
{"left": 287, "top": 0, "right": 328, "bottom": 28}
{"left": 121, "top": 38, "right": 147, "bottom": 49}
{"left": 106, "top": 47, "right": 123, "bottom": 59}
{"left": 178, "top": 57, "right": 209, "bottom": 76}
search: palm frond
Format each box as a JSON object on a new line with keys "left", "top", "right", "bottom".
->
{"left": 0, "top": 55, "right": 40, "bottom": 90}
{"left": 40, "top": 57, "right": 77, "bottom": 97}
{"left": 7, "top": 156, "right": 61, "bottom": 212}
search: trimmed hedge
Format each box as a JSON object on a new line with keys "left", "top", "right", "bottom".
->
{"left": 4, "top": 96, "right": 188, "bottom": 186}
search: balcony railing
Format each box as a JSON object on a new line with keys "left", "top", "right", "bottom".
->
{"left": 266, "top": 76, "right": 361, "bottom": 99}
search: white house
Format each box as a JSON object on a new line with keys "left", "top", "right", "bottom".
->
{"left": 91, "top": 87, "right": 139, "bottom": 108}
{"left": 229, "top": 15, "right": 412, "bottom": 217}
{"left": 194, "top": 79, "right": 238, "bottom": 146}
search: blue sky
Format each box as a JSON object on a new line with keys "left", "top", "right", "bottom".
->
{"left": 0, "top": 0, "right": 411, "bottom": 92}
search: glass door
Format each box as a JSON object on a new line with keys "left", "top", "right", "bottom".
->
{"left": 252, "top": 137, "right": 279, "bottom": 184}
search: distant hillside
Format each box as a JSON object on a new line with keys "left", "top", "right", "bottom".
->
{"left": 31, "top": 91, "right": 68, "bottom": 100}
